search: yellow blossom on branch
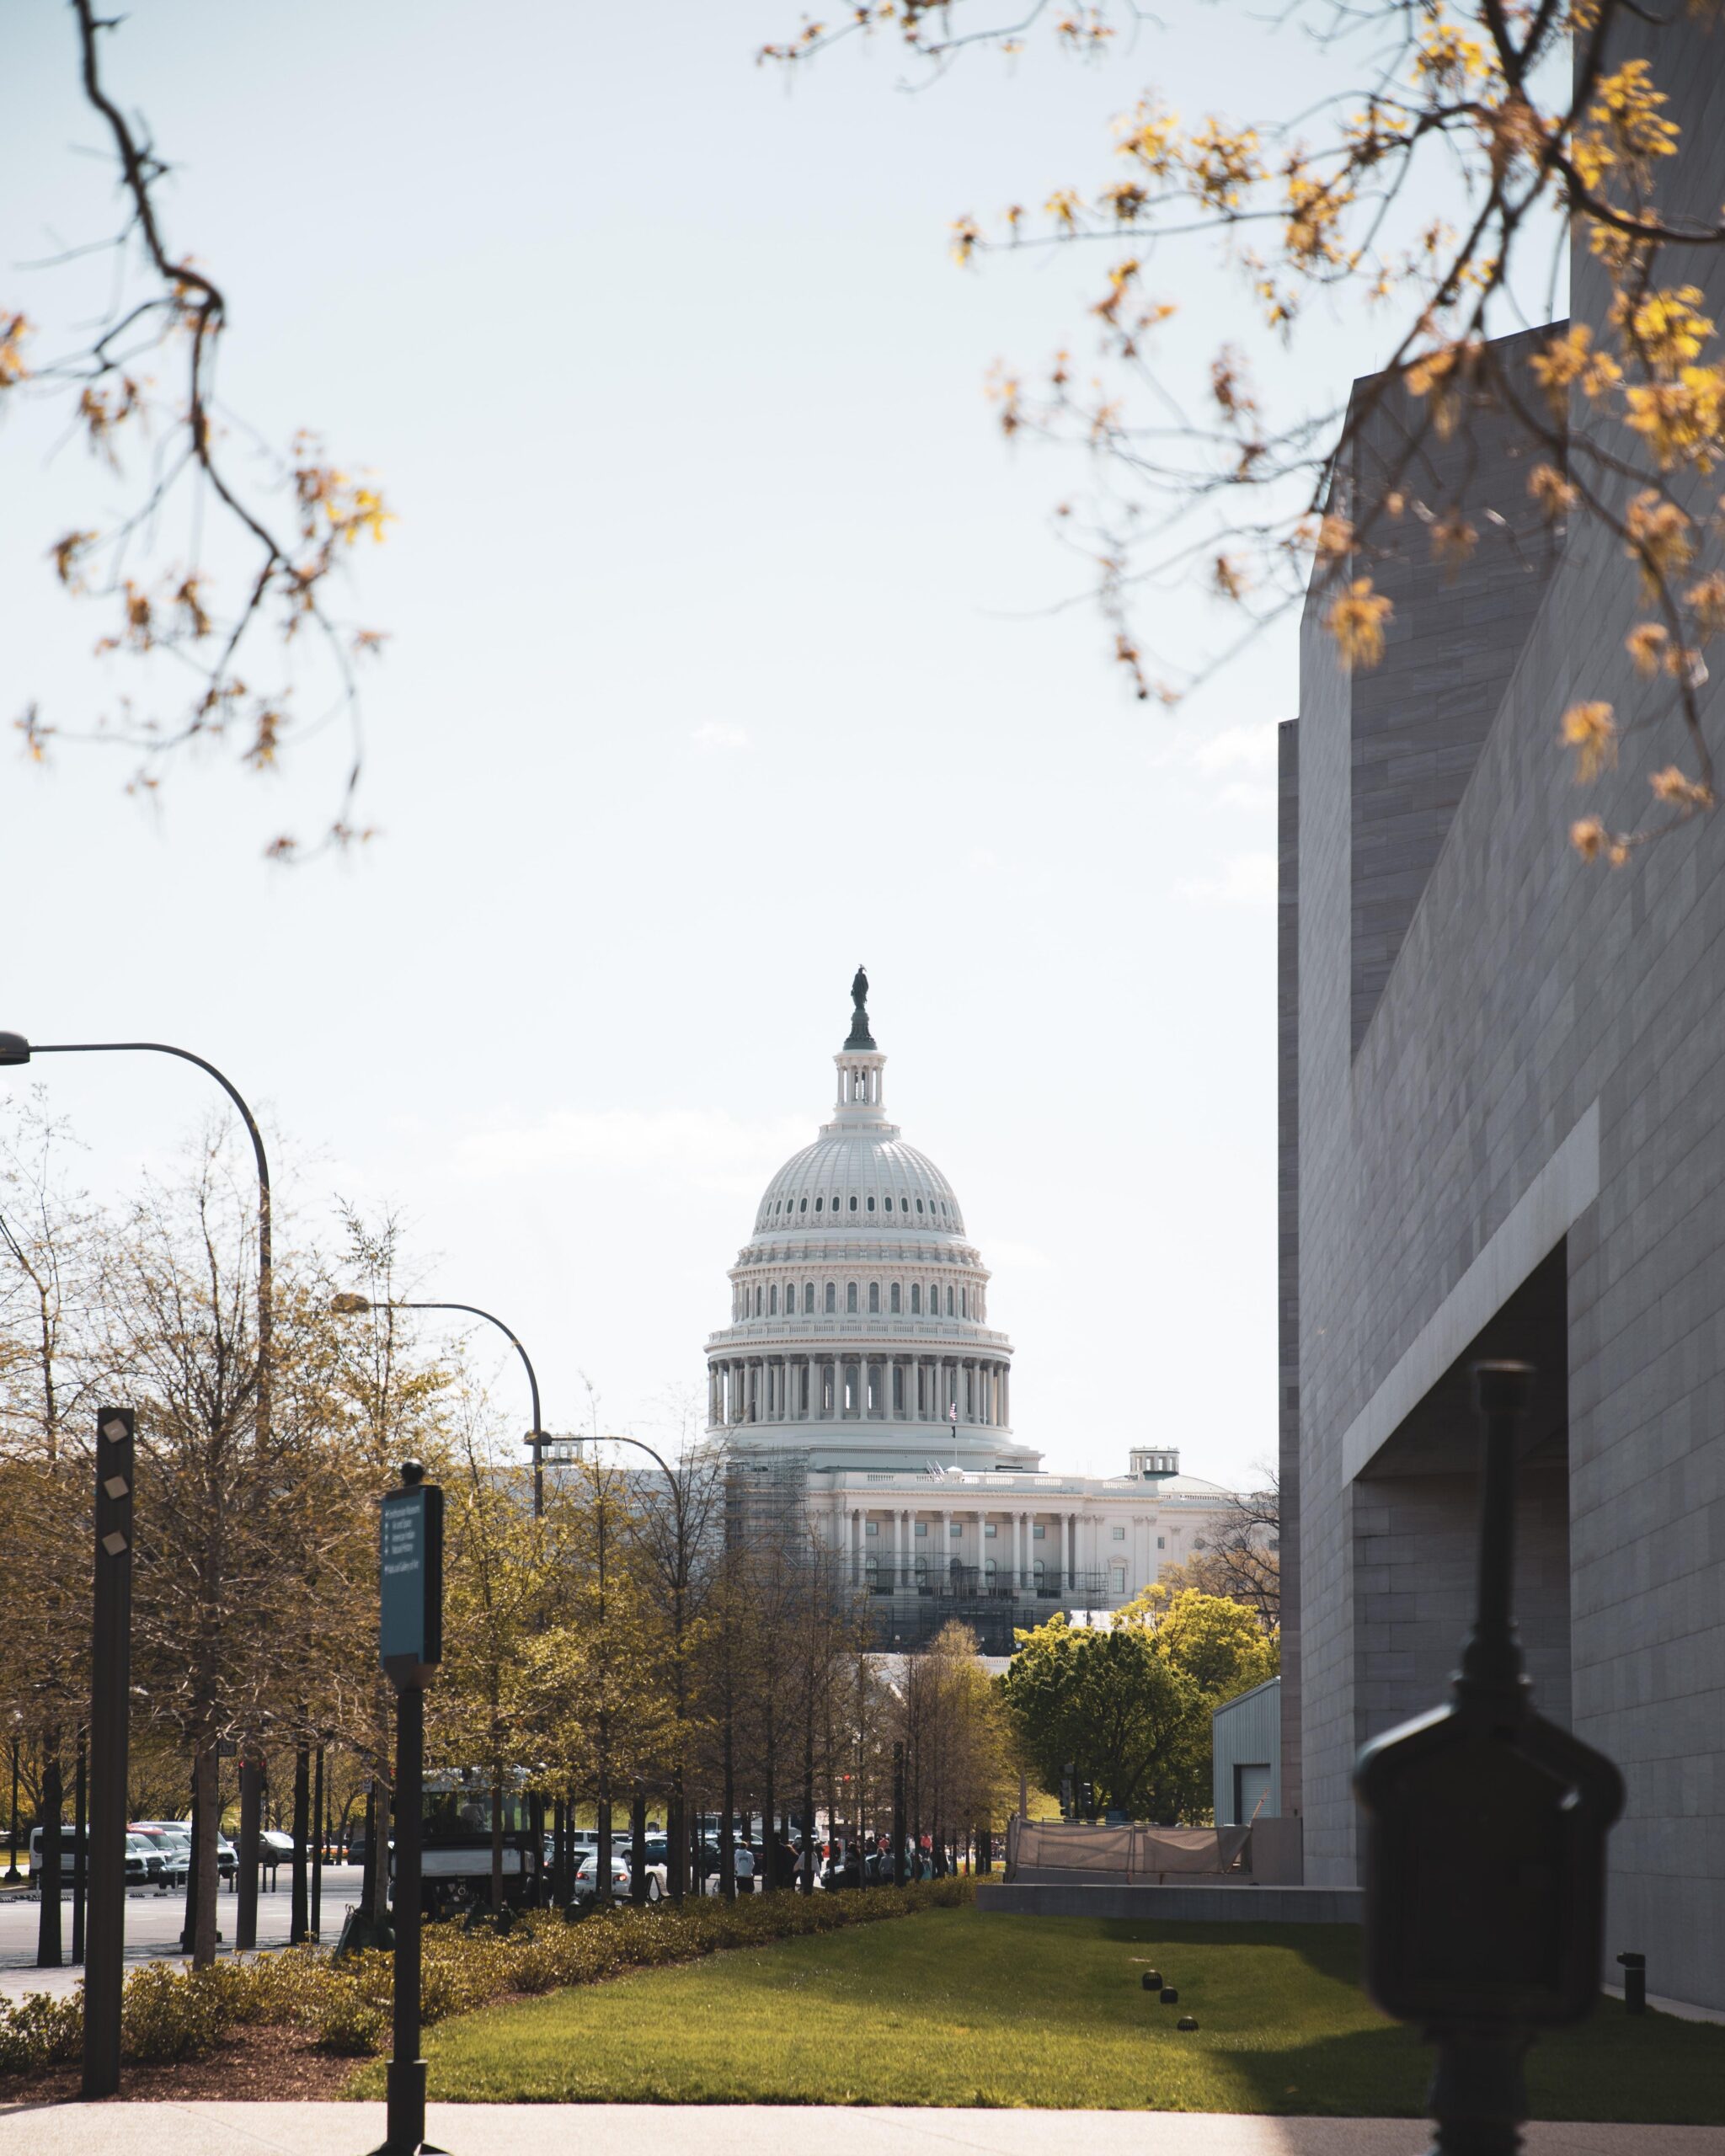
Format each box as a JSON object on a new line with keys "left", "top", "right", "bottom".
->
{"left": 1649, "top": 766, "right": 1714, "bottom": 808}
{"left": 1624, "top": 490, "right": 1694, "bottom": 590}
{"left": 1325, "top": 577, "right": 1391, "bottom": 669}
{"left": 0, "top": 312, "right": 29, "bottom": 389}
{"left": 1570, "top": 814, "right": 1609, "bottom": 862}
{"left": 1561, "top": 700, "right": 1617, "bottom": 782}
{"left": 1114, "top": 97, "right": 1180, "bottom": 177}
{"left": 1188, "top": 119, "right": 1262, "bottom": 210}
{"left": 1626, "top": 622, "right": 1669, "bottom": 676}
{"left": 1528, "top": 463, "right": 1578, "bottom": 517}
{"left": 1685, "top": 572, "right": 1725, "bottom": 636}
{"left": 1528, "top": 323, "right": 1621, "bottom": 407}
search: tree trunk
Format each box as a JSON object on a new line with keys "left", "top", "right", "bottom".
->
{"left": 311, "top": 1743, "right": 324, "bottom": 1938}
{"left": 719, "top": 1714, "right": 736, "bottom": 1903}
{"left": 668, "top": 1769, "right": 686, "bottom": 1903}
{"left": 630, "top": 1782, "right": 647, "bottom": 1906}
{"left": 70, "top": 1729, "right": 87, "bottom": 1966}
{"left": 761, "top": 1744, "right": 777, "bottom": 1896}
{"left": 35, "top": 1725, "right": 61, "bottom": 1968}
{"left": 597, "top": 1788, "right": 613, "bottom": 1908}
{"left": 801, "top": 1711, "right": 815, "bottom": 1895}
{"left": 291, "top": 1737, "right": 310, "bottom": 1944}
{"left": 193, "top": 1740, "right": 220, "bottom": 1968}
{"left": 369, "top": 1774, "right": 391, "bottom": 1928}
{"left": 489, "top": 1762, "right": 505, "bottom": 1912}
{"left": 358, "top": 1781, "right": 377, "bottom": 1922}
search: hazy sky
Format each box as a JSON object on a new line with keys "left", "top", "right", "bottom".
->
{"left": 2, "top": 1, "right": 1419, "bottom": 1490}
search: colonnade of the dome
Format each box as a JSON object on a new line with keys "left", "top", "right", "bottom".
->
{"left": 729, "top": 1266, "right": 985, "bottom": 1325}
{"left": 710, "top": 1350, "right": 1010, "bottom": 1431}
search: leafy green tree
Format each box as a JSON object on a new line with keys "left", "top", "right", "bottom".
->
{"left": 1115, "top": 1584, "right": 1281, "bottom": 1701}
{"left": 1002, "top": 1615, "right": 1202, "bottom": 1822}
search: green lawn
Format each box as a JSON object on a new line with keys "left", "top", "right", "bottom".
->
{"left": 345, "top": 1908, "right": 1725, "bottom": 2117}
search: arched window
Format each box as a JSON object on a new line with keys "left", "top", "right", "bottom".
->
{"left": 910, "top": 1283, "right": 921, "bottom": 1315}
{"left": 867, "top": 1195, "right": 875, "bottom": 1212}
{"left": 814, "top": 1196, "right": 823, "bottom": 1213}
{"left": 804, "top": 1282, "right": 815, "bottom": 1314}
{"left": 916, "top": 1198, "right": 925, "bottom": 1214}
{"left": 799, "top": 1197, "right": 808, "bottom": 1214}
{"left": 868, "top": 1282, "right": 880, "bottom": 1314}
{"left": 884, "top": 1195, "right": 893, "bottom": 1212}
{"left": 769, "top": 1285, "right": 778, "bottom": 1315}
{"left": 825, "top": 1282, "right": 836, "bottom": 1314}
{"left": 946, "top": 1285, "right": 955, "bottom": 1316}
{"left": 849, "top": 1194, "right": 858, "bottom": 1212}
{"left": 890, "top": 1283, "right": 901, "bottom": 1315}
{"left": 755, "top": 1285, "right": 763, "bottom": 1316}
{"left": 846, "top": 1282, "right": 859, "bottom": 1315}
{"left": 985, "top": 1559, "right": 996, "bottom": 1588}
{"left": 961, "top": 1287, "right": 969, "bottom": 1317}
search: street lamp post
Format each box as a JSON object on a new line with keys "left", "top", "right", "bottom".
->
{"left": 0, "top": 1032, "right": 274, "bottom": 1956}
{"left": 332, "top": 1297, "right": 547, "bottom": 1518}
{"left": 553, "top": 1433, "right": 691, "bottom": 1892}
{"left": 5, "top": 1721, "right": 19, "bottom": 1882}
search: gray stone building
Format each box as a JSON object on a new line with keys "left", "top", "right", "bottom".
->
{"left": 1281, "top": 33, "right": 1725, "bottom": 2011}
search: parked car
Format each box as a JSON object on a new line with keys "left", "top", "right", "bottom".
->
{"left": 131, "top": 1820, "right": 238, "bottom": 1885}
{"left": 29, "top": 1828, "right": 150, "bottom": 1888}
{"left": 126, "top": 1833, "right": 169, "bottom": 1888}
{"left": 573, "top": 1850, "right": 665, "bottom": 1904}
{"left": 129, "top": 1825, "right": 190, "bottom": 1886}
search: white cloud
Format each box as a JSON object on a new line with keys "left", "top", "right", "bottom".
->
{"left": 1189, "top": 722, "right": 1279, "bottom": 778}
{"left": 1177, "top": 851, "right": 1277, "bottom": 905}
{"left": 450, "top": 1106, "right": 806, "bottom": 1192}
{"left": 690, "top": 721, "right": 750, "bottom": 752}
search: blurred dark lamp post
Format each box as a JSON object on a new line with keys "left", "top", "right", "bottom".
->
{"left": 1354, "top": 1363, "right": 1625, "bottom": 2156}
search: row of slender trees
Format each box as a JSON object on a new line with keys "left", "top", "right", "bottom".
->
{"left": 0, "top": 1094, "right": 1018, "bottom": 1964}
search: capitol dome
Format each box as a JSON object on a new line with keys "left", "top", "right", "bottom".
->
{"left": 704, "top": 971, "right": 1039, "bottom": 1475}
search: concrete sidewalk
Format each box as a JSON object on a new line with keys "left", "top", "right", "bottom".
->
{"left": 1, "top": 2106, "right": 1721, "bottom": 2155}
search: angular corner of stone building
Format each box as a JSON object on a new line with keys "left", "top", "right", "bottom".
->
{"left": 1279, "top": 89, "right": 1725, "bottom": 2006}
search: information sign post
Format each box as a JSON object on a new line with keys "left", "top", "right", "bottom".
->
{"left": 374, "top": 1461, "right": 443, "bottom": 2156}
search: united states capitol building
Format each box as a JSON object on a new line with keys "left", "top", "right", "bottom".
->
{"left": 703, "top": 972, "right": 1246, "bottom": 1652}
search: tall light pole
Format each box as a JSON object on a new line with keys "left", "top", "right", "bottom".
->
{"left": 332, "top": 1297, "right": 547, "bottom": 1517}
{"left": 0, "top": 1031, "right": 273, "bottom": 1956}
{"left": 569, "top": 1433, "right": 692, "bottom": 1900}
{"left": 0, "top": 1037, "right": 272, "bottom": 1450}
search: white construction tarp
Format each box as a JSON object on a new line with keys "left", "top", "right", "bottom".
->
{"left": 1007, "top": 1817, "right": 1251, "bottom": 1881}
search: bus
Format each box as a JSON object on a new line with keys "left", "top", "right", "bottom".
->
{"left": 351, "top": 1769, "right": 543, "bottom": 1917}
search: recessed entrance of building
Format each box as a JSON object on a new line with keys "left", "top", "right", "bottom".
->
{"left": 1351, "top": 1239, "right": 1572, "bottom": 1748}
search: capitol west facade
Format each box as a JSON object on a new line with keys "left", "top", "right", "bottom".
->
{"left": 703, "top": 975, "right": 1245, "bottom": 1653}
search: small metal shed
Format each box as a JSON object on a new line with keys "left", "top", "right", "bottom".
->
{"left": 1211, "top": 1675, "right": 1281, "bottom": 1825}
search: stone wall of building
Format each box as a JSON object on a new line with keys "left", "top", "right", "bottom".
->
{"left": 1277, "top": 717, "right": 1302, "bottom": 1822}
{"left": 1288, "top": 24, "right": 1725, "bottom": 2005}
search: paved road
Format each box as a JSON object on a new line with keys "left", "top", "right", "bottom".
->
{"left": 0, "top": 1868, "right": 365, "bottom": 2000}
{"left": 1, "top": 2106, "right": 1721, "bottom": 2156}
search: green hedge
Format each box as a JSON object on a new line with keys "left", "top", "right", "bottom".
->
{"left": 0, "top": 1878, "right": 971, "bottom": 2076}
